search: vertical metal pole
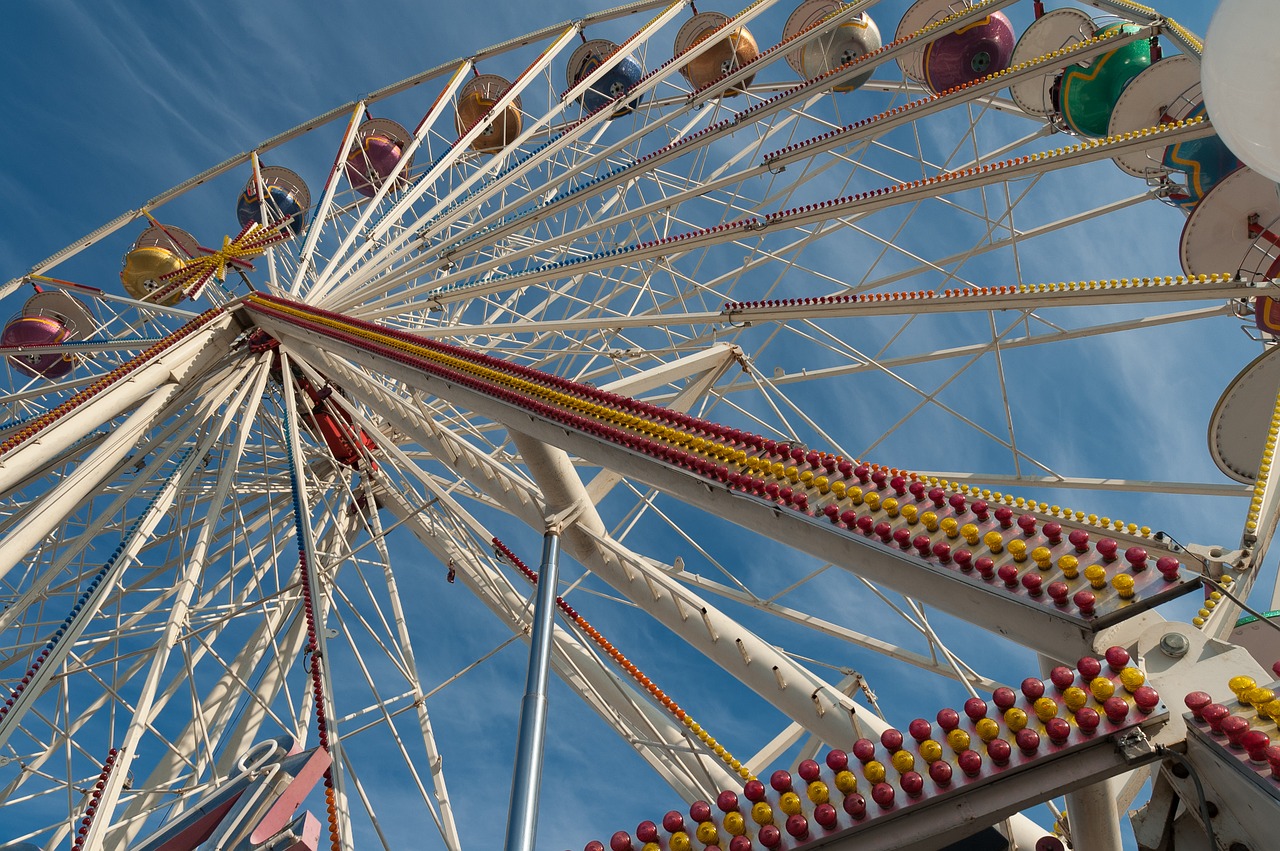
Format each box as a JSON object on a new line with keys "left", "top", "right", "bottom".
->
{"left": 1039, "top": 654, "right": 1124, "bottom": 851}
{"left": 502, "top": 527, "right": 562, "bottom": 851}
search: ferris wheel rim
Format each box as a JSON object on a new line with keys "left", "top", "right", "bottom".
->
{"left": 0, "top": 2, "right": 1267, "bottom": 850}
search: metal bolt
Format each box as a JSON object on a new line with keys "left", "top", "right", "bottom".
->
{"left": 1159, "top": 632, "right": 1190, "bottom": 658}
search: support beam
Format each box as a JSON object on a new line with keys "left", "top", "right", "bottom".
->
{"left": 247, "top": 297, "right": 1203, "bottom": 665}
{"left": 502, "top": 529, "right": 562, "bottom": 851}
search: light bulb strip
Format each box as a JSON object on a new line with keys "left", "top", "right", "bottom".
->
{"left": 492, "top": 536, "right": 754, "bottom": 780}
{"left": 244, "top": 294, "right": 1198, "bottom": 631}
{"left": 1182, "top": 667, "right": 1280, "bottom": 797}
{"left": 423, "top": 116, "right": 1209, "bottom": 305}
{"left": 763, "top": 23, "right": 1130, "bottom": 167}
{"left": 721, "top": 272, "right": 1243, "bottom": 317}
{"left": 69, "top": 747, "right": 122, "bottom": 851}
{"left": 0, "top": 308, "right": 226, "bottom": 458}
{"left": 584, "top": 650, "right": 1166, "bottom": 851}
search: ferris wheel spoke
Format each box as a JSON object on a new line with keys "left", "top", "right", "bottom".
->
{"left": 289, "top": 104, "right": 369, "bottom": 297}
{"left": 50, "top": 391, "right": 275, "bottom": 847}
{"left": 381, "top": 484, "right": 743, "bottom": 806}
{"left": 271, "top": 328, "right": 886, "bottom": 746}
{"left": 8, "top": 2, "right": 1274, "bottom": 847}
{"left": 253, "top": 294, "right": 1210, "bottom": 658}
{"left": 0, "top": 317, "right": 237, "bottom": 498}
{"left": 279, "top": 355, "right": 358, "bottom": 849}
{"left": 384, "top": 117, "right": 1213, "bottom": 315}
{"left": 333, "top": 0, "right": 975, "bottom": 316}
{"left": 289, "top": 357, "right": 748, "bottom": 803}
{"left": 0, "top": 358, "right": 265, "bottom": 667}
{"left": 712, "top": 303, "right": 1235, "bottom": 393}
{"left": 302, "top": 60, "right": 475, "bottom": 305}
{"left": 0, "top": 412, "right": 229, "bottom": 764}
{"left": 375, "top": 9, "right": 1150, "bottom": 319}
{"left": 312, "top": 26, "right": 585, "bottom": 302}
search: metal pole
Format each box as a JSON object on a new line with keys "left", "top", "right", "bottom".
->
{"left": 1039, "top": 654, "right": 1124, "bottom": 851}
{"left": 502, "top": 527, "right": 562, "bottom": 851}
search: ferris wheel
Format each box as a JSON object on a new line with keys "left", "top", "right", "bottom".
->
{"left": 2, "top": 1, "right": 1280, "bottom": 850}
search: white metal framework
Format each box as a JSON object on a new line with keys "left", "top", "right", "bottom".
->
{"left": 0, "top": 2, "right": 1274, "bottom": 850}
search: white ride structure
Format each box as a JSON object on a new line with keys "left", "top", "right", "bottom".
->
{"left": 0, "top": 1, "right": 1278, "bottom": 850}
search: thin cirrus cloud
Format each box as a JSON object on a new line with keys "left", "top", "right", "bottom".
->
{"left": 0, "top": 1, "right": 1254, "bottom": 850}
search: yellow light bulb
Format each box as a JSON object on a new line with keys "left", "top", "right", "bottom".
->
{"left": 1058, "top": 555, "right": 1079, "bottom": 578}
{"left": 1004, "top": 707, "right": 1028, "bottom": 732}
{"left": 975, "top": 718, "right": 1000, "bottom": 742}
{"left": 1034, "top": 697, "right": 1059, "bottom": 722}
{"left": 834, "top": 770, "right": 858, "bottom": 794}
{"left": 947, "top": 729, "right": 971, "bottom": 753}
{"left": 1244, "top": 686, "right": 1276, "bottom": 708}
{"left": 1119, "top": 667, "right": 1145, "bottom": 693}
{"left": 984, "top": 531, "right": 1005, "bottom": 553}
{"left": 1084, "top": 564, "right": 1107, "bottom": 589}
{"left": 1090, "top": 677, "right": 1115, "bottom": 702}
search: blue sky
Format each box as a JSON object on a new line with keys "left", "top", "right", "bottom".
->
{"left": 0, "top": 1, "right": 1265, "bottom": 850}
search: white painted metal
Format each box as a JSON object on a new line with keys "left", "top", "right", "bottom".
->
{"left": 0, "top": 3, "right": 1266, "bottom": 851}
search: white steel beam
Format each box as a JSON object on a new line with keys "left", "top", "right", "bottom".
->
{"left": 253, "top": 311, "right": 1191, "bottom": 663}
{"left": 277, "top": 362, "right": 758, "bottom": 802}
{"left": 376, "top": 484, "right": 741, "bottom": 802}
{"left": 80, "top": 365, "right": 271, "bottom": 851}
{"left": 358, "top": 481, "right": 463, "bottom": 851}
{"left": 261, "top": 329, "right": 1053, "bottom": 846}
{"left": 271, "top": 334, "right": 886, "bottom": 745}
{"left": 280, "top": 356, "right": 355, "bottom": 850}
{"left": 0, "top": 316, "right": 236, "bottom": 497}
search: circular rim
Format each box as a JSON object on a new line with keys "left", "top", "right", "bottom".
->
{"left": 131, "top": 223, "right": 201, "bottom": 257}
{"left": 1180, "top": 165, "right": 1280, "bottom": 279}
{"left": 1107, "top": 54, "right": 1201, "bottom": 177}
{"left": 1007, "top": 7, "right": 1097, "bottom": 117}
{"left": 459, "top": 72, "right": 523, "bottom": 113}
{"left": 782, "top": 0, "right": 842, "bottom": 76}
{"left": 242, "top": 165, "right": 313, "bottom": 218}
{"left": 674, "top": 11, "right": 733, "bottom": 58}
{"left": 1208, "top": 344, "right": 1280, "bottom": 482}
{"left": 19, "top": 290, "right": 96, "bottom": 340}
{"left": 567, "top": 38, "right": 624, "bottom": 89}
{"left": 894, "top": 0, "right": 970, "bottom": 84}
